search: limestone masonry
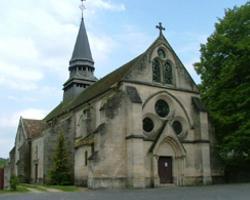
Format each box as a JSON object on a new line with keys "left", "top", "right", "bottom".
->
{"left": 6, "top": 18, "right": 223, "bottom": 188}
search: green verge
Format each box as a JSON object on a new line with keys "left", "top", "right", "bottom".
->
{"left": 21, "top": 184, "right": 79, "bottom": 192}
{"left": 44, "top": 185, "right": 79, "bottom": 192}
{"left": 0, "top": 185, "right": 29, "bottom": 194}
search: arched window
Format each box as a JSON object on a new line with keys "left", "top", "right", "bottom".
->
{"left": 163, "top": 61, "right": 173, "bottom": 84}
{"left": 157, "top": 48, "right": 166, "bottom": 59}
{"left": 152, "top": 59, "right": 161, "bottom": 82}
{"left": 85, "top": 151, "right": 88, "bottom": 166}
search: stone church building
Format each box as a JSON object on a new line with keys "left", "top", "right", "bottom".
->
{"left": 8, "top": 16, "right": 221, "bottom": 188}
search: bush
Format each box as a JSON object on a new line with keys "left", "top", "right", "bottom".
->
{"left": 49, "top": 132, "right": 72, "bottom": 185}
{"left": 10, "top": 175, "right": 19, "bottom": 191}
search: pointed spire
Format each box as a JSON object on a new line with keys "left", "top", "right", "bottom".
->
{"left": 70, "top": 10, "right": 94, "bottom": 68}
{"left": 63, "top": 1, "right": 97, "bottom": 101}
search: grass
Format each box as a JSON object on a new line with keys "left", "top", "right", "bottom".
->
{"left": 21, "top": 183, "right": 47, "bottom": 191}
{"left": 21, "top": 183, "right": 79, "bottom": 192}
{"left": 0, "top": 185, "right": 29, "bottom": 194}
{"left": 0, "top": 184, "right": 80, "bottom": 194}
{"left": 44, "top": 185, "right": 79, "bottom": 192}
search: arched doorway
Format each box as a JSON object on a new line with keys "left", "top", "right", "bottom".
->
{"left": 158, "top": 156, "right": 173, "bottom": 183}
{"left": 152, "top": 134, "right": 186, "bottom": 186}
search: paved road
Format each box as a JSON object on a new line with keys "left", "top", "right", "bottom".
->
{"left": 1, "top": 184, "right": 250, "bottom": 200}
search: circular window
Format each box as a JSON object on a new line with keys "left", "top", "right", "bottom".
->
{"left": 157, "top": 48, "right": 166, "bottom": 59}
{"left": 172, "top": 121, "right": 183, "bottom": 135}
{"left": 155, "top": 99, "right": 170, "bottom": 117}
{"left": 143, "top": 117, "right": 154, "bottom": 132}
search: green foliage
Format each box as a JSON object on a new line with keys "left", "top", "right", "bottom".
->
{"left": 49, "top": 131, "right": 72, "bottom": 185}
{"left": 10, "top": 175, "right": 19, "bottom": 191}
{"left": 0, "top": 158, "right": 7, "bottom": 168}
{"left": 195, "top": 2, "right": 250, "bottom": 166}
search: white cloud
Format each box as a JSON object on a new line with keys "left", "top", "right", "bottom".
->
{"left": 19, "top": 108, "right": 47, "bottom": 119}
{"left": 0, "top": 37, "right": 39, "bottom": 62}
{"left": 0, "top": 138, "right": 14, "bottom": 159}
{"left": 87, "top": 0, "right": 126, "bottom": 12}
{"left": 7, "top": 96, "right": 37, "bottom": 103}
{"left": 0, "top": 0, "right": 127, "bottom": 93}
{"left": 0, "top": 61, "right": 43, "bottom": 81}
{"left": 0, "top": 60, "right": 43, "bottom": 91}
{"left": 0, "top": 78, "right": 38, "bottom": 91}
{"left": 0, "top": 108, "right": 47, "bottom": 129}
{"left": 89, "top": 33, "right": 118, "bottom": 63}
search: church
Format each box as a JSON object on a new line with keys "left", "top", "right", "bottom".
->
{"left": 8, "top": 12, "right": 222, "bottom": 188}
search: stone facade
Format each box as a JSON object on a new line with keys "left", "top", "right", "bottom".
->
{"left": 70, "top": 34, "right": 216, "bottom": 188}
{"left": 30, "top": 136, "right": 44, "bottom": 183}
{"left": 9, "top": 118, "right": 45, "bottom": 183}
{"left": 14, "top": 119, "right": 31, "bottom": 182}
{"left": 8, "top": 19, "right": 222, "bottom": 188}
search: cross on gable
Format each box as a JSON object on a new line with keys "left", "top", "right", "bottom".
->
{"left": 156, "top": 22, "right": 165, "bottom": 36}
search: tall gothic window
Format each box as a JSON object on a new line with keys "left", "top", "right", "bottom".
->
{"left": 152, "top": 59, "right": 161, "bottom": 82}
{"left": 152, "top": 48, "right": 174, "bottom": 85}
{"left": 85, "top": 151, "right": 88, "bottom": 166}
{"left": 163, "top": 61, "right": 173, "bottom": 84}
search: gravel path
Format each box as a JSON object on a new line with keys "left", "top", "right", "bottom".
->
{"left": 0, "top": 183, "right": 250, "bottom": 200}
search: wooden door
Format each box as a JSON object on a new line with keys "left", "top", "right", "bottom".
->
{"left": 158, "top": 156, "right": 173, "bottom": 184}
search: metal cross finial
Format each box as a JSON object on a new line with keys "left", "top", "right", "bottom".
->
{"left": 156, "top": 22, "right": 165, "bottom": 36}
{"left": 79, "top": 0, "right": 86, "bottom": 20}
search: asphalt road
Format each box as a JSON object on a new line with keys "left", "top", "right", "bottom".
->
{"left": 1, "top": 184, "right": 250, "bottom": 200}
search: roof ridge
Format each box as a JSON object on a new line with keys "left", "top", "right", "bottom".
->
{"left": 44, "top": 53, "right": 145, "bottom": 121}
{"left": 22, "top": 118, "right": 43, "bottom": 121}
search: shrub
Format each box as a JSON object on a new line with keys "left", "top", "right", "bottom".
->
{"left": 10, "top": 175, "right": 19, "bottom": 191}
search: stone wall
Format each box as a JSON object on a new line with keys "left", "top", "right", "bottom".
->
{"left": 4, "top": 165, "right": 10, "bottom": 189}
{"left": 16, "top": 141, "right": 31, "bottom": 183}
{"left": 30, "top": 136, "right": 44, "bottom": 183}
{"left": 87, "top": 91, "right": 128, "bottom": 188}
{"left": 43, "top": 115, "right": 75, "bottom": 184}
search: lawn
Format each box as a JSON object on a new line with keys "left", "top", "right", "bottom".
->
{"left": 21, "top": 184, "right": 79, "bottom": 192}
{"left": 0, "top": 184, "right": 80, "bottom": 194}
{"left": 0, "top": 185, "right": 29, "bottom": 194}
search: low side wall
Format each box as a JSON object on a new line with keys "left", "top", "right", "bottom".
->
{"left": 0, "top": 168, "right": 4, "bottom": 190}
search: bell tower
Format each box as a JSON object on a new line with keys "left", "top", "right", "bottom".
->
{"left": 63, "top": 0, "right": 97, "bottom": 101}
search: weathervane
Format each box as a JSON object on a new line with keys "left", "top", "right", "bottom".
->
{"left": 156, "top": 22, "right": 165, "bottom": 36}
{"left": 79, "top": 0, "right": 86, "bottom": 19}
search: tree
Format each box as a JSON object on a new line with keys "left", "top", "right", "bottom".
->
{"left": 195, "top": 2, "right": 250, "bottom": 167}
{"left": 0, "top": 158, "right": 7, "bottom": 168}
{"left": 10, "top": 175, "right": 19, "bottom": 191}
{"left": 49, "top": 131, "right": 72, "bottom": 185}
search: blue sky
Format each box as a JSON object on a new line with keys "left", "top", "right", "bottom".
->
{"left": 0, "top": 0, "right": 247, "bottom": 158}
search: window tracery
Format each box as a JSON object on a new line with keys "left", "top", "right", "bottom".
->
{"left": 163, "top": 61, "right": 173, "bottom": 84}
{"left": 152, "top": 48, "right": 173, "bottom": 85}
{"left": 152, "top": 59, "right": 161, "bottom": 82}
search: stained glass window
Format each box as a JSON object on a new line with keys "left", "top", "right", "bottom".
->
{"left": 85, "top": 151, "right": 88, "bottom": 166}
{"left": 152, "top": 59, "right": 161, "bottom": 82}
{"left": 172, "top": 121, "right": 182, "bottom": 135}
{"left": 155, "top": 99, "right": 170, "bottom": 118}
{"left": 158, "top": 48, "right": 166, "bottom": 59}
{"left": 163, "top": 61, "right": 172, "bottom": 84}
{"left": 143, "top": 117, "right": 154, "bottom": 132}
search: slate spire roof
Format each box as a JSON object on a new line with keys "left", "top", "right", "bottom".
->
{"left": 45, "top": 26, "right": 198, "bottom": 121}
{"left": 69, "top": 18, "right": 94, "bottom": 68}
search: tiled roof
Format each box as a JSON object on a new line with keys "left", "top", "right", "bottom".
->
{"left": 22, "top": 118, "right": 46, "bottom": 139}
{"left": 44, "top": 53, "right": 145, "bottom": 121}
{"left": 44, "top": 34, "right": 199, "bottom": 122}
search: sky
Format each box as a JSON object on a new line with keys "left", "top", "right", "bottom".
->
{"left": 0, "top": 0, "right": 247, "bottom": 158}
